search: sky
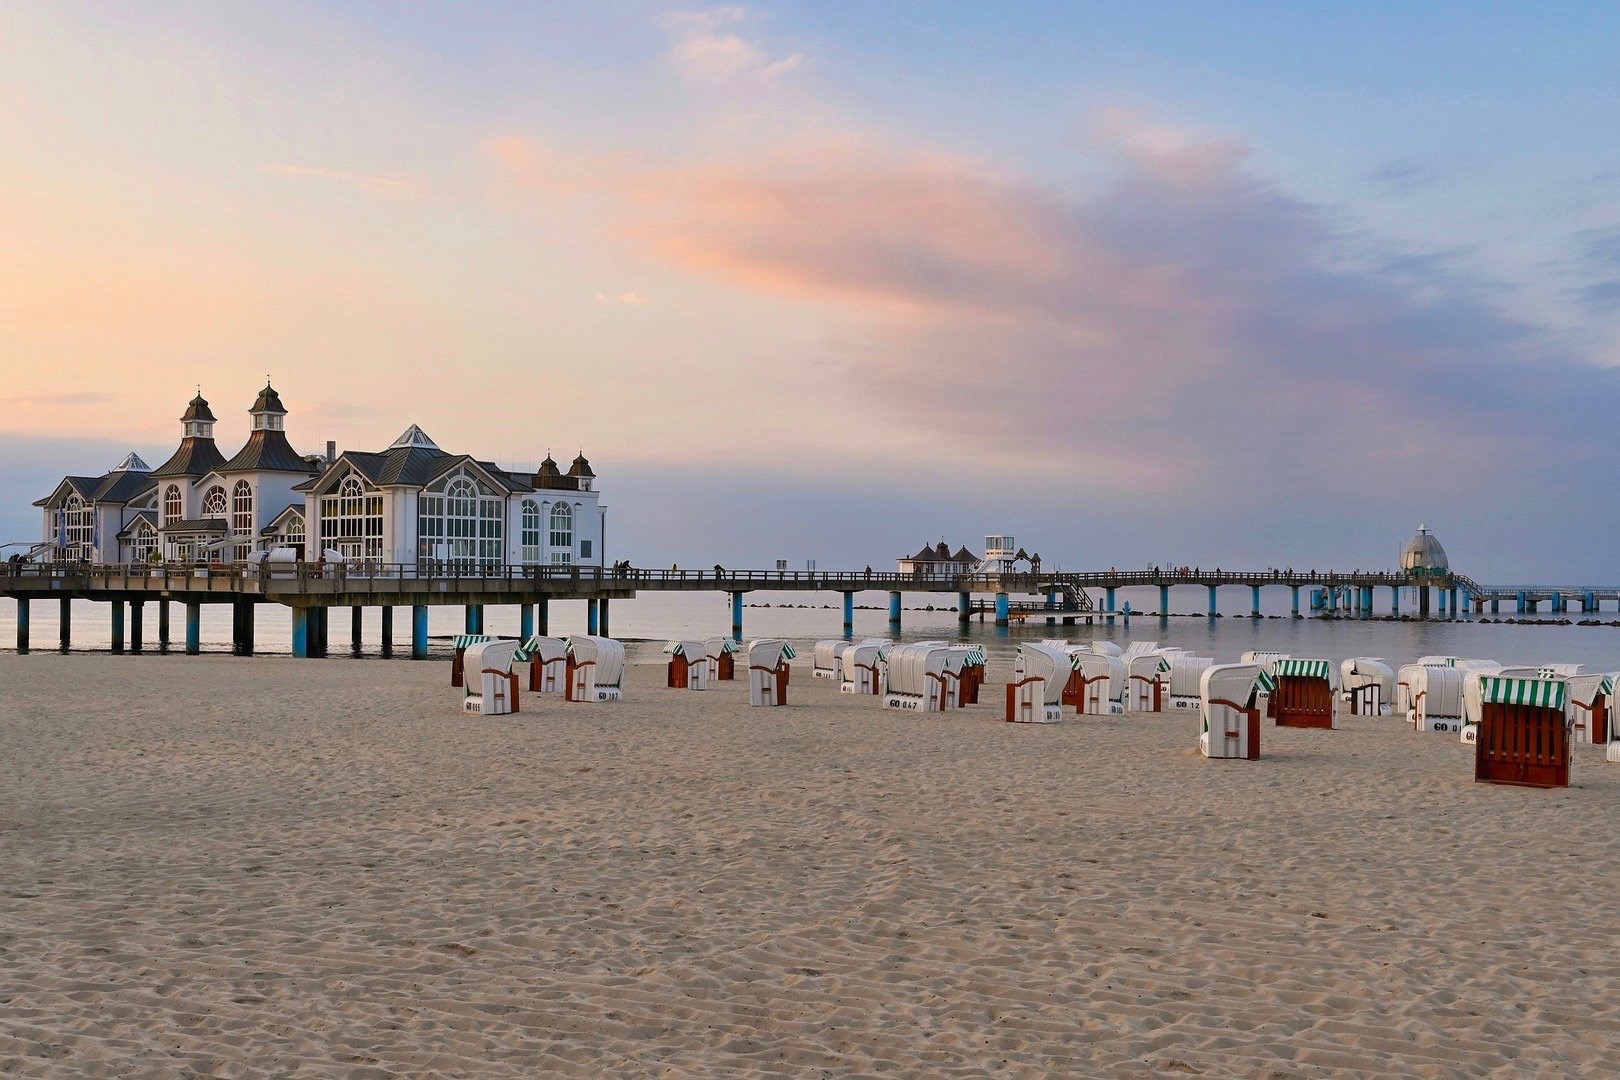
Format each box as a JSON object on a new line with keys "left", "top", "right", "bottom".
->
{"left": 2, "top": 2, "right": 1618, "bottom": 582}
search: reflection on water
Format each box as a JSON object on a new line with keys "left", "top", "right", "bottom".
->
{"left": 3, "top": 588, "right": 1617, "bottom": 672}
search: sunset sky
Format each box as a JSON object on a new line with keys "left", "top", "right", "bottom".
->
{"left": 4, "top": 3, "right": 1618, "bottom": 580}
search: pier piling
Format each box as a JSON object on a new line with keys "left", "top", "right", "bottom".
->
{"left": 846, "top": 591, "right": 857, "bottom": 635}
{"left": 587, "top": 598, "right": 600, "bottom": 635}
{"left": 351, "top": 606, "right": 362, "bottom": 655}
{"left": 111, "top": 600, "right": 125, "bottom": 654}
{"left": 1105, "top": 587, "right": 1116, "bottom": 625}
{"left": 58, "top": 597, "right": 70, "bottom": 653}
{"left": 411, "top": 605, "right": 428, "bottom": 660}
{"left": 1251, "top": 585, "right": 1262, "bottom": 618}
{"left": 890, "top": 591, "right": 903, "bottom": 628}
{"left": 994, "top": 592, "right": 1009, "bottom": 628}
{"left": 1207, "top": 585, "right": 1218, "bottom": 618}
{"left": 536, "top": 598, "right": 549, "bottom": 636}
{"left": 15, "top": 598, "right": 28, "bottom": 655}
{"left": 520, "top": 603, "right": 534, "bottom": 640}
{"left": 1159, "top": 584, "right": 1170, "bottom": 617}
{"left": 292, "top": 608, "right": 308, "bottom": 659}
{"left": 1291, "top": 585, "right": 1300, "bottom": 617}
{"left": 158, "top": 599, "right": 170, "bottom": 652}
{"left": 185, "top": 602, "right": 201, "bottom": 655}
{"left": 130, "top": 599, "right": 144, "bottom": 654}
{"left": 599, "top": 598, "right": 611, "bottom": 636}
{"left": 730, "top": 592, "right": 743, "bottom": 641}
{"left": 381, "top": 607, "right": 394, "bottom": 658}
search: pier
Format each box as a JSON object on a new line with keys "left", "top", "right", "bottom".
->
{"left": 5, "top": 561, "right": 1600, "bottom": 658}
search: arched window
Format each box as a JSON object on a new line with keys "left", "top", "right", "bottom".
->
{"left": 232, "top": 480, "right": 253, "bottom": 535}
{"left": 549, "top": 502, "right": 573, "bottom": 565}
{"left": 129, "top": 519, "right": 157, "bottom": 562}
{"left": 284, "top": 515, "right": 304, "bottom": 544}
{"left": 418, "top": 469, "right": 503, "bottom": 569}
{"left": 63, "top": 494, "right": 94, "bottom": 558}
{"left": 163, "top": 484, "right": 182, "bottom": 524}
{"left": 318, "top": 473, "right": 382, "bottom": 560}
{"left": 201, "top": 486, "right": 227, "bottom": 518}
{"left": 521, "top": 499, "right": 542, "bottom": 564}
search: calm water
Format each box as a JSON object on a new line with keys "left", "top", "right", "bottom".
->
{"left": 3, "top": 586, "right": 1619, "bottom": 671}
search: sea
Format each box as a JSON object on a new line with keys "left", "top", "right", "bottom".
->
{"left": 3, "top": 586, "right": 1619, "bottom": 672}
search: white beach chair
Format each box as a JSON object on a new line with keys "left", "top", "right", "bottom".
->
{"left": 462, "top": 639, "right": 521, "bottom": 715}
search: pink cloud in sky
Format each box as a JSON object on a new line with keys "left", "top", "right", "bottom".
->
{"left": 486, "top": 112, "right": 1616, "bottom": 500}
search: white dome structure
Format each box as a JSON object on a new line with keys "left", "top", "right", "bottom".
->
{"left": 1401, "top": 524, "right": 1449, "bottom": 576}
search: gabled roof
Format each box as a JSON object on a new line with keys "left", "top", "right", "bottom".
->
{"left": 116, "top": 511, "right": 156, "bottom": 540}
{"left": 906, "top": 544, "right": 941, "bottom": 562}
{"left": 261, "top": 503, "right": 305, "bottom": 535}
{"left": 217, "top": 430, "right": 318, "bottom": 474}
{"left": 150, "top": 437, "right": 226, "bottom": 479}
{"left": 296, "top": 446, "right": 532, "bottom": 495}
{"left": 952, "top": 546, "right": 978, "bottom": 563}
{"left": 91, "top": 470, "right": 157, "bottom": 505}
{"left": 33, "top": 476, "right": 100, "bottom": 507}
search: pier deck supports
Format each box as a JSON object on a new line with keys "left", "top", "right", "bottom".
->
{"left": 230, "top": 599, "right": 253, "bottom": 656}
{"left": 536, "top": 598, "right": 549, "bottom": 636}
{"left": 1491, "top": 596, "right": 1500, "bottom": 615}
{"left": 599, "top": 598, "right": 611, "bottom": 637}
{"left": 311, "top": 607, "right": 328, "bottom": 658}
{"left": 1291, "top": 585, "right": 1301, "bottom": 617}
{"left": 412, "top": 605, "right": 428, "bottom": 660}
{"left": 1452, "top": 588, "right": 1460, "bottom": 616}
{"left": 520, "top": 603, "right": 534, "bottom": 640}
{"left": 292, "top": 608, "right": 309, "bottom": 659}
{"left": 350, "top": 606, "right": 362, "bottom": 655}
{"left": 1391, "top": 586, "right": 1400, "bottom": 616}
{"left": 731, "top": 592, "right": 744, "bottom": 641}
{"left": 890, "top": 591, "right": 904, "bottom": 628}
{"left": 1251, "top": 585, "right": 1262, "bottom": 618}
{"left": 111, "top": 600, "right": 125, "bottom": 654}
{"left": 994, "top": 592, "right": 1009, "bottom": 628}
{"left": 1105, "top": 587, "right": 1117, "bottom": 625}
{"left": 957, "top": 591, "right": 970, "bottom": 625}
{"left": 158, "top": 599, "right": 170, "bottom": 652}
{"left": 130, "top": 600, "right": 144, "bottom": 654}
{"left": 465, "top": 605, "right": 484, "bottom": 635}
{"left": 846, "top": 591, "right": 857, "bottom": 635}
{"left": 58, "top": 597, "right": 70, "bottom": 653}
{"left": 1420, "top": 586, "right": 1431, "bottom": 618}
{"left": 185, "top": 602, "right": 201, "bottom": 655}
{"left": 382, "top": 607, "right": 394, "bottom": 658}
{"left": 587, "top": 598, "right": 600, "bottom": 635}
{"left": 1159, "top": 584, "right": 1170, "bottom": 617}
{"left": 1207, "top": 586, "right": 1218, "bottom": 618}
{"left": 15, "top": 598, "right": 28, "bottom": 655}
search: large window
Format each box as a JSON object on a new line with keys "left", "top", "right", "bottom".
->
{"left": 201, "top": 486, "right": 227, "bottom": 518}
{"left": 129, "top": 520, "right": 157, "bottom": 562}
{"left": 417, "top": 470, "right": 503, "bottom": 570}
{"left": 163, "top": 484, "right": 182, "bottom": 524}
{"left": 63, "top": 495, "right": 93, "bottom": 559}
{"left": 319, "top": 474, "right": 383, "bottom": 560}
{"left": 521, "top": 499, "right": 542, "bottom": 564}
{"left": 549, "top": 502, "right": 573, "bottom": 565}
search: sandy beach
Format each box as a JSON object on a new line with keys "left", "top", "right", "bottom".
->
{"left": 2, "top": 652, "right": 1618, "bottom": 1078}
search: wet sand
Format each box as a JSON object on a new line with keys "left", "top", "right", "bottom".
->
{"left": 2, "top": 652, "right": 1617, "bottom": 1077}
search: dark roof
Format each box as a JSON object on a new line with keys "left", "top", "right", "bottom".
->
{"left": 952, "top": 546, "right": 978, "bottom": 563}
{"left": 296, "top": 447, "right": 532, "bottom": 493}
{"left": 151, "top": 437, "right": 226, "bottom": 479}
{"left": 537, "top": 454, "right": 561, "bottom": 478}
{"left": 116, "top": 511, "right": 156, "bottom": 540}
{"left": 33, "top": 476, "right": 99, "bottom": 506}
{"left": 906, "top": 544, "right": 941, "bottom": 562}
{"left": 91, "top": 470, "right": 157, "bottom": 505}
{"left": 218, "top": 430, "right": 318, "bottom": 474}
{"left": 250, "top": 382, "right": 287, "bottom": 415}
{"left": 158, "top": 518, "right": 229, "bottom": 534}
{"left": 181, "top": 393, "right": 216, "bottom": 423}
{"left": 567, "top": 453, "right": 595, "bottom": 479}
